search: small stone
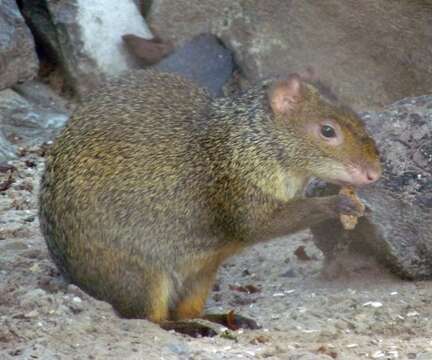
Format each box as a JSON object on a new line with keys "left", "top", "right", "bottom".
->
{"left": 24, "top": 310, "right": 39, "bottom": 318}
{"left": 363, "top": 301, "right": 383, "bottom": 308}
{"left": 406, "top": 311, "right": 419, "bottom": 317}
{"left": 272, "top": 292, "right": 285, "bottom": 297}
{"left": 24, "top": 215, "right": 35, "bottom": 222}
{"left": 371, "top": 351, "right": 385, "bottom": 359}
{"left": 30, "top": 263, "right": 41, "bottom": 272}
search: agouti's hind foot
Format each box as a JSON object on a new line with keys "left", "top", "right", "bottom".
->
{"left": 203, "top": 310, "right": 261, "bottom": 330}
{"left": 160, "top": 320, "right": 217, "bottom": 338}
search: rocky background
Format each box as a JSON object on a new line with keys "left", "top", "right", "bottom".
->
{"left": 0, "top": 0, "right": 431, "bottom": 359}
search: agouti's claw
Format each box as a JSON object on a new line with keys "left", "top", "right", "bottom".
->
{"left": 228, "top": 314, "right": 260, "bottom": 330}
{"left": 160, "top": 320, "right": 217, "bottom": 337}
{"left": 203, "top": 312, "right": 261, "bottom": 330}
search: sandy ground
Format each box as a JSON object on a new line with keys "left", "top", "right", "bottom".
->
{"left": 1, "top": 151, "right": 432, "bottom": 360}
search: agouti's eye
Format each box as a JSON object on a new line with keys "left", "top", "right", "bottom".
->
{"left": 321, "top": 125, "right": 336, "bottom": 138}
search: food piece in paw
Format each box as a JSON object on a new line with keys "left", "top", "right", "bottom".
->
{"left": 339, "top": 186, "right": 365, "bottom": 230}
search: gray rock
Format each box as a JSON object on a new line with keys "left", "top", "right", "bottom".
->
{"left": 155, "top": 34, "right": 234, "bottom": 97}
{"left": 13, "top": 80, "right": 70, "bottom": 114}
{"left": 148, "top": 0, "right": 432, "bottom": 111}
{"left": 20, "top": 0, "right": 153, "bottom": 96}
{"left": 311, "top": 96, "right": 432, "bottom": 279}
{"left": 0, "top": 83, "right": 70, "bottom": 161}
{"left": 0, "top": 0, "right": 38, "bottom": 90}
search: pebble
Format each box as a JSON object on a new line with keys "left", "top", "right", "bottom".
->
{"left": 30, "top": 263, "right": 41, "bottom": 272}
{"left": 363, "top": 301, "right": 383, "bottom": 308}
{"left": 371, "top": 350, "right": 385, "bottom": 358}
{"left": 273, "top": 292, "right": 285, "bottom": 297}
{"left": 407, "top": 311, "right": 419, "bottom": 317}
{"left": 24, "top": 310, "right": 39, "bottom": 318}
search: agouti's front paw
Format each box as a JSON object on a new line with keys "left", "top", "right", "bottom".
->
{"left": 334, "top": 194, "right": 365, "bottom": 218}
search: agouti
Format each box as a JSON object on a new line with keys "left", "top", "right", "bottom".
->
{"left": 39, "top": 70, "right": 381, "bottom": 333}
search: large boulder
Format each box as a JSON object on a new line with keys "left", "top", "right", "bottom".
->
{"left": 155, "top": 34, "right": 234, "bottom": 97}
{"left": 0, "top": 0, "right": 38, "bottom": 90}
{"left": 148, "top": 0, "right": 432, "bottom": 111}
{"left": 311, "top": 96, "right": 432, "bottom": 279}
{"left": 20, "top": 0, "right": 153, "bottom": 97}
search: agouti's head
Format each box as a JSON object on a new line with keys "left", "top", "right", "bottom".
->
{"left": 268, "top": 74, "right": 381, "bottom": 187}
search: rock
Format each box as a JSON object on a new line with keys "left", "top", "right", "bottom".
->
{"left": 148, "top": 0, "right": 432, "bottom": 110}
{"left": 13, "top": 80, "right": 70, "bottom": 114}
{"left": 0, "top": 0, "right": 38, "bottom": 90}
{"left": 122, "top": 34, "right": 173, "bottom": 66}
{"left": 155, "top": 33, "right": 234, "bottom": 97}
{"left": 20, "top": 0, "right": 153, "bottom": 96}
{"left": 132, "top": 0, "right": 152, "bottom": 17}
{"left": 311, "top": 96, "right": 432, "bottom": 280}
{"left": 0, "top": 83, "right": 70, "bottom": 161}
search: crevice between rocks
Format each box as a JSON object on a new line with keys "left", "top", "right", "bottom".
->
{"left": 15, "top": 0, "right": 74, "bottom": 98}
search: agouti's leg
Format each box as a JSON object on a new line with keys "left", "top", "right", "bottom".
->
{"left": 251, "top": 194, "right": 364, "bottom": 243}
{"left": 160, "top": 270, "right": 218, "bottom": 337}
{"left": 108, "top": 269, "right": 171, "bottom": 322}
{"left": 161, "top": 264, "right": 259, "bottom": 336}
{"left": 173, "top": 272, "right": 216, "bottom": 320}
{"left": 145, "top": 272, "right": 171, "bottom": 323}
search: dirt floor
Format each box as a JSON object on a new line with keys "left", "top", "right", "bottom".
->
{"left": 1, "top": 150, "right": 432, "bottom": 360}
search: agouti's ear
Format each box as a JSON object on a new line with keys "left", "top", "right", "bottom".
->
{"left": 269, "top": 74, "right": 303, "bottom": 115}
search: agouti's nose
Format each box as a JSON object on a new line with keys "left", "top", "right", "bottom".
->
{"left": 351, "top": 166, "right": 381, "bottom": 186}
{"left": 365, "top": 168, "right": 381, "bottom": 184}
